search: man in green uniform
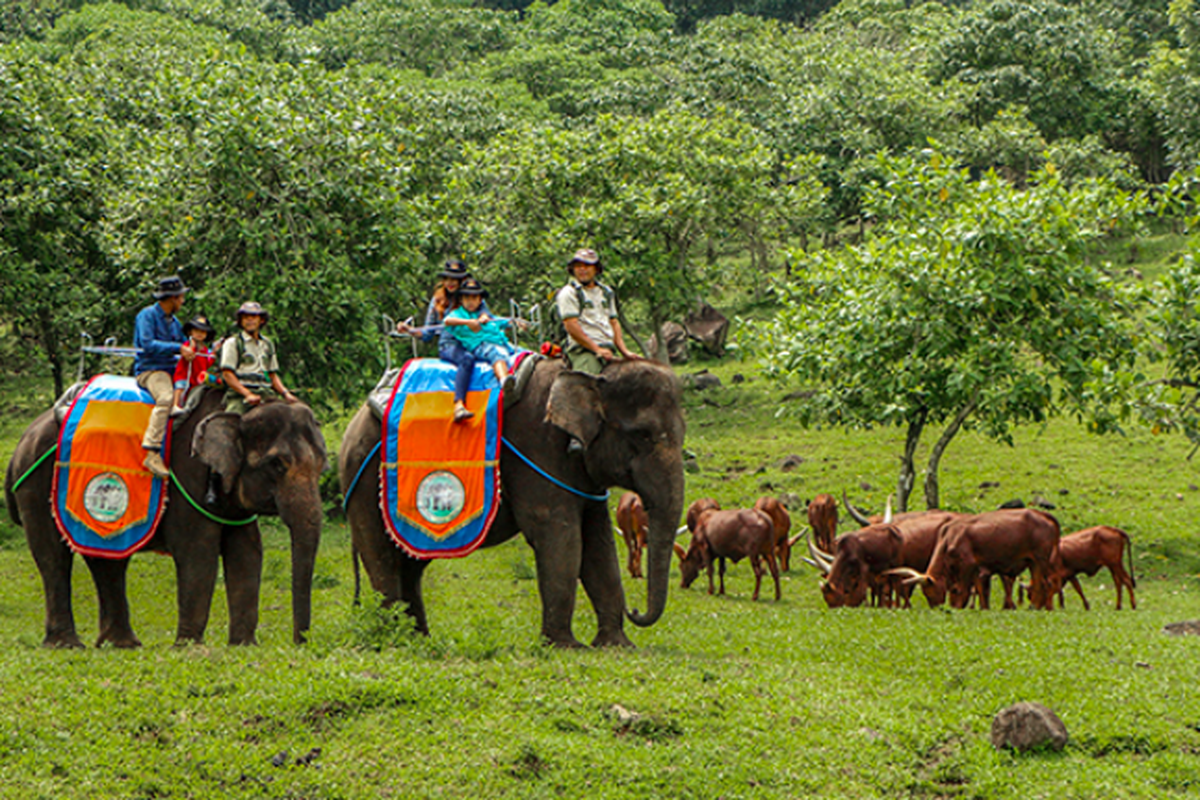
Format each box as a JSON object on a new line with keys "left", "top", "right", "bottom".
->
{"left": 555, "top": 248, "right": 637, "bottom": 375}
{"left": 219, "top": 302, "right": 298, "bottom": 414}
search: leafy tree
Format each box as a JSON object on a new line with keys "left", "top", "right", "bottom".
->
{"left": 752, "top": 152, "right": 1146, "bottom": 510}
{"left": 1147, "top": 0, "right": 1200, "bottom": 171}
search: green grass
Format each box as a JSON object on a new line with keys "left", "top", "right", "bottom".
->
{"left": 2, "top": 358, "right": 1200, "bottom": 798}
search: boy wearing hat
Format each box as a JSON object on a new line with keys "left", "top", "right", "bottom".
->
{"left": 443, "top": 277, "right": 523, "bottom": 422}
{"left": 219, "top": 301, "right": 298, "bottom": 414}
{"left": 171, "top": 315, "right": 216, "bottom": 415}
{"left": 133, "top": 275, "right": 196, "bottom": 478}
{"left": 555, "top": 248, "right": 637, "bottom": 375}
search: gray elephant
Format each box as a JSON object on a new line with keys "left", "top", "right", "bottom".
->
{"left": 3, "top": 387, "right": 327, "bottom": 647}
{"left": 339, "top": 358, "right": 685, "bottom": 648}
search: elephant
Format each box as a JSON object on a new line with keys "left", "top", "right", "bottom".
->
{"left": 3, "top": 386, "right": 327, "bottom": 647}
{"left": 339, "top": 358, "right": 685, "bottom": 648}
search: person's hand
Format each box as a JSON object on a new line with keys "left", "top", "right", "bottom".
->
{"left": 395, "top": 321, "right": 414, "bottom": 334}
{"left": 467, "top": 319, "right": 482, "bottom": 333}
{"left": 245, "top": 392, "right": 263, "bottom": 406}
{"left": 180, "top": 343, "right": 196, "bottom": 362}
{"left": 620, "top": 348, "right": 641, "bottom": 360}
{"left": 479, "top": 313, "right": 492, "bottom": 324}
{"left": 282, "top": 390, "right": 298, "bottom": 404}
{"left": 596, "top": 346, "right": 615, "bottom": 362}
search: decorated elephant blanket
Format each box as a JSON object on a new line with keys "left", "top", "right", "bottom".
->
{"left": 52, "top": 374, "right": 170, "bottom": 558}
{"left": 379, "top": 357, "right": 511, "bottom": 559}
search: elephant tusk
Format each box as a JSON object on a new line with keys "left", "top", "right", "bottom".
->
{"left": 842, "top": 488, "right": 872, "bottom": 527}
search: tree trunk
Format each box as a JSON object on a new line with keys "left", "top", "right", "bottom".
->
{"left": 898, "top": 409, "right": 927, "bottom": 512}
{"left": 649, "top": 304, "right": 669, "bottom": 365}
{"left": 924, "top": 391, "right": 980, "bottom": 510}
{"left": 616, "top": 303, "right": 650, "bottom": 359}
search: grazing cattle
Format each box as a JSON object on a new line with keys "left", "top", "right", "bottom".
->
{"left": 1048, "top": 526, "right": 1137, "bottom": 610}
{"left": 886, "top": 511, "right": 961, "bottom": 608}
{"left": 811, "top": 523, "right": 904, "bottom": 608}
{"left": 807, "top": 493, "right": 838, "bottom": 553}
{"left": 616, "top": 492, "right": 649, "bottom": 579}
{"left": 674, "top": 508, "right": 780, "bottom": 601}
{"left": 887, "top": 509, "right": 1063, "bottom": 610}
{"left": 685, "top": 497, "right": 721, "bottom": 533}
{"left": 755, "top": 495, "right": 804, "bottom": 571}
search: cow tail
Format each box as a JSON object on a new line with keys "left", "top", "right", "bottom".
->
{"left": 1125, "top": 532, "right": 1136, "bottom": 589}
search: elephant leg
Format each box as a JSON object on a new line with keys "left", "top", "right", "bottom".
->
{"left": 23, "top": 509, "right": 83, "bottom": 648}
{"left": 170, "top": 522, "right": 223, "bottom": 645}
{"left": 579, "top": 502, "right": 632, "bottom": 648}
{"left": 521, "top": 506, "right": 585, "bottom": 649}
{"left": 85, "top": 556, "right": 141, "bottom": 648}
{"left": 221, "top": 524, "right": 263, "bottom": 645}
{"left": 397, "top": 555, "right": 432, "bottom": 635}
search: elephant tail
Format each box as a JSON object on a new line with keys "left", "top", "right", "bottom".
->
{"left": 352, "top": 542, "right": 362, "bottom": 607}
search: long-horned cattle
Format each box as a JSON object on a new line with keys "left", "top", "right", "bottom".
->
{"left": 754, "top": 495, "right": 805, "bottom": 571}
{"left": 809, "top": 523, "right": 904, "bottom": 608}
{"left": 674, "top": 507, "right": 780, "bottom": 601}
{"left": 808, "top": 493, "right": 838, "bottom": 553}
{"left": 887, "top": 509, "right": 1064, "bottom": 610}
{"left": 1050, "top": 526, "right": 1137, "bottom": 610}
{"left": 616, "top": 491, "right": 649, "bottom": 579}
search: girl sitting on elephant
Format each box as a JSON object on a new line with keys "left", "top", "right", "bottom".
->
{"left": 396, "top": 260, "right": 488, "bottom": 421}
{"left": 442, "top": 277, "right": 527, "bottom": 422}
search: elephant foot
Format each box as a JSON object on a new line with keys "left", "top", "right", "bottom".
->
{"left": 228, "top": 635, "right": 259, "bottom": 647}
{"left": 591, "top": 630, "right": 635, "bottom": 648}
{"left": 42, "top": 633, "right": 85, "bottom": 649}
{"left": 542, "top": 632, "right": 586, "bottom": 649}
{"left": 97, "top": 634, "right": 142, "bottom": 649}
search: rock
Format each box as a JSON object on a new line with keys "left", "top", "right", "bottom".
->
{"left": 684, "top": 455, "right": 700, "bottom": 474}
{"left": 998, "top": 498, "right": 1026, "bottom": 509}
{"left": 780, "top": 389, "right": 815, "bottom": 402}
{"left": 647, "top": 321, "right": 689, "bottom": 364}
{"left": 686, "top": 370, "right": 722, "bottom": 391}
{"left": 731, "top": 373, "right": 745, "bottom": 384}
{"left": 778, "top": 454, "right": 804, "bottom": 472}
{"left": 1031, "top": 494, "right": 1056, "bottom": 510}
{"left": 859, "top": 482, "right": 873, "bottom": 491}
{"left": 990, "top": 702, "right": 1068, "bottom": 753}
{"left": 778, "top": 493, "right": 804, "bottom": 511}
{"left": 1163, "top": 620, "right": 1200, "bottom": 636}
{"left": 1057, "top": 488, "right": 1069, "bottom": 495}
{"left": 979, "top": 481, "right": 1001, "bottom": 489}
{"left": 271, "top": 751, "right": 289, "bottom": 768}
{"left": 607, "top": 704, "right": 641, "bottom": 730}
{"left": 684, "top": 302, "right": 729, "bottom": 357}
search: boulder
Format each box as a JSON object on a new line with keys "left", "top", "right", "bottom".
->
{"left": 990, "top": 702, "right": 1068, "bottom": 753}
{"left": 647, "top": 321, "right": 689, "bottom": 364}
{"left": 684, "top": 302, "right": 729, "bottom": 357}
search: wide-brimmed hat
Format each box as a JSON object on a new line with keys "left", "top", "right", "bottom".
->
{"left": 152, "top": 275, "right": 189, "bottom": 299}
{"left": 438, "top": 259, "right": 470, "bottom": 280}
{"left": 183, "top": 315, "right": 215, "bottom": 335}
{"left": 566, "top": 248, "right": 601, "bottom": 274}
{"left": 235, "top": 301, "right": 270, "bottom": 323}
{"left": 458, "top": 277, "right": 489, "bottom": 298}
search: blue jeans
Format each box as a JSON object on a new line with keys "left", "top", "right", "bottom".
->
{"left": 439, "top": 340, "right": 476, "bottom": 402}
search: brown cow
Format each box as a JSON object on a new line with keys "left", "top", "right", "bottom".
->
{"left": 616, "top": 492, "right": 649, "bottom": 579}
{"left": 686, "top": 497, "right": 721, "bottom": 533}
{"left": 808, "top": 493, "right": 838, "bottom": 553}
{"left": 755, "top": 495, "right": 804, "bottom": 571}
{"left": 813, "top": 523, "right": 904, "bottom": 608}
{"left": 674, "top": 508, "right": 780, "bottom": 601}
{"left": 1049, "top": 526, "right": 1137, "bottom": 610}
{"left": 888, "top": 509, "right": 1064, "bottom": 610}
{"left": 886, "top": 511, "right": 961, "bottom": 608}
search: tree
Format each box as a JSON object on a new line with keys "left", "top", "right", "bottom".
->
{"left": 752, "top": 151, "right": 1146, "bottom": 510}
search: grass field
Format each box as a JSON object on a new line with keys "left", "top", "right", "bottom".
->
{"left": 3, "top": 331, "right": 1200, "bottom": 797}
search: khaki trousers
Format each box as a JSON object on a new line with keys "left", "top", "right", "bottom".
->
{"left": 136, "top": 370, "right": 174, "bottom": 450}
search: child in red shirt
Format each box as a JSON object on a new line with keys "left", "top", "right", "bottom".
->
{"left": 171, "top": 315, "right": 215, "bottom": 414}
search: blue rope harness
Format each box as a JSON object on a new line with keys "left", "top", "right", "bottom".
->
{"left": 501, "top": 436, "right": 609, "bottom": 503}
{"left": 341, "top": 436, "right": 609, "bottom": 509}
{"left": 341, "top": 440, "right": 382, "bottom": 512}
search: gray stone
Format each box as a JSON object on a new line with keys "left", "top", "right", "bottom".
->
{"left": 990, "top": 702, "right": 1068, "bottom": 753}
{"left": 1163, "top": 620, "right": 1200, "bottom": 636}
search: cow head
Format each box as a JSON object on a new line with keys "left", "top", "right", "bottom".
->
{"left": 673, "top": 539, "right": 707, "bottom": 589}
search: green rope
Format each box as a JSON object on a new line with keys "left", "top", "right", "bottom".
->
{"left": 169, "top": 470, "right": 257, "bottom": 527}
{"left": 10, "top": 445, "right": 57, "bottom": 492}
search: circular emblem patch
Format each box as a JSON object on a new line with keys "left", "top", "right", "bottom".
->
{"left": 83, "top": 472, "right": 130, "bottom": 523}
{"left": 416, "top": 471, "right": 466, "bottom": 525}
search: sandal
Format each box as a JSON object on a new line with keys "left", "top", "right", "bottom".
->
{"left": 453, "top": 406, "right": 475, "bottom": 423}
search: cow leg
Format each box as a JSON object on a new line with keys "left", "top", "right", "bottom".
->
{"left": 1068, "top": 576, "right": 1090, "bottom": 611}
{"left": 767, "top": 551, "right": 781, "bottom": 601}
{"left": 1001, "top": 576, "right": 1016, "bottom": 610}
{"left": 750, "top": 556, "right": 762, "bottom": 601}
{"left": 706, "top": 558, "right": 715, "bottom": 596}
{"left": 717, "top": 557, "right": 727, "bottom": 596}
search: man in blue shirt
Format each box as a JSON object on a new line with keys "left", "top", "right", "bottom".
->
{"left": 133, "top": 276, "right": 195, "bottom": 478}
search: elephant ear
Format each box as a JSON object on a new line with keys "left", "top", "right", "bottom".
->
{"left": 545, "top": 370, "right": 606, "bottom": 447}
{"left": 193, "top": 413, "right": 244, "bottom": 495}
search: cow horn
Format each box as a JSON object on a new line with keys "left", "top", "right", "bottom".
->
{"left": 673, "top": 542, "right": 687, "bottom": 561}
{"left": 842, "top": 489, "right": 872, "bottom": 527}
{"left": 801, "top": 557, "right": 828, "bottom": 576}
{"left": 883, "top": 567, "right": 929, "bottom": 586}
{"left": 787, "top": 527, "right": 808, "bottom": 548}
{"left": 675, "top": 525, "right": 689, "bottom": 537}
{"left": 884, "top": 494, "right": 893, "bottom": 524}
{"left": 806, "top": 536, "right": 834, "bottom": 572}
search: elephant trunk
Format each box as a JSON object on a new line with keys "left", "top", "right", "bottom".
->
{"left": 626, "top": 474, "right": 684, "bottom": 628}
{"left": 279, "top": 485, "right": 322, "bottom": 644}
